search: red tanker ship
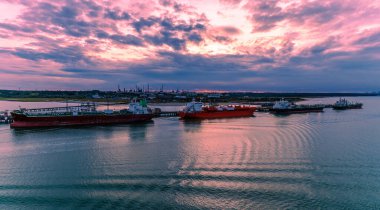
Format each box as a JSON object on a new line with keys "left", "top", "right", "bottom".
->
{"left": 10, "top": 101, "right": 153, "bottom": 128}
{"left": 179, "top": 101, "right": 255, "bottom": 119}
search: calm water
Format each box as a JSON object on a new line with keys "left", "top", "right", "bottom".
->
{"left": 0, "top": 97, "right": 380, "bottom": 209}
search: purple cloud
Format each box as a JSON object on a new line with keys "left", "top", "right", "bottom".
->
{"left": 0, "top": 0, "right": 379, "bottom": 91}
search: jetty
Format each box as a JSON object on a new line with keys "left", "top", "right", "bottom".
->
{"left": 257, "top": 103, "right": 334, "bottom": 112}
{"left": 154, "top": 111, "right": 179, "bottom": 117}
{"left": 0, "top": 111, "right": 12, "bottom": 124}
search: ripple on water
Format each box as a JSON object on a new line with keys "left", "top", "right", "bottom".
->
{"left": 1, "top": 98, "right": 380, "bottom": 209}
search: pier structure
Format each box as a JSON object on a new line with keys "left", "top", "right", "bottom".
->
{"left": 0, "top": 111, "right": 12, "bottom": 124}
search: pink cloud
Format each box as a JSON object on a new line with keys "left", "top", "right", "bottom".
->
{"left": 219, "top": 0, "right": 242, "bottom": 6}
{"left": 0, "top": 0, "right": 379, "bottom": 91}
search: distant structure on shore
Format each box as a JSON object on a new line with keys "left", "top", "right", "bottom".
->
{"left": 0, "top": 89, "right": 377, "bottom": 104}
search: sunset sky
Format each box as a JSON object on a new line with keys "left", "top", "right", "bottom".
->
{"left": 0, "top": 0, "right": 379, "bottom": 91}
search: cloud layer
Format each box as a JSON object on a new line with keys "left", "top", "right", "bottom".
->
{"left": 0, "top": 0, "right": 379, "bottom": 91}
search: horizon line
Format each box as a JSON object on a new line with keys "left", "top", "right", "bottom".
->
{"left": 0, "top": 89, "right": 378, "bottom": 94}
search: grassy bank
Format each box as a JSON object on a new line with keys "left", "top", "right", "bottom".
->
{"left": 0, "top": 98, "right": 131, "bottom": 103}
{"left": 0, "top": 98, "right": 68, "bottom": 102}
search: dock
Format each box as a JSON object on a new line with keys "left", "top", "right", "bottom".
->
{"left": 257, "top": 104, "right": 334, "bottom": 112}
{"left": 0, "top": 112, "right": 12, "bottom": 124}
{"left": 154, "top": 111, "right": 179, "bottom": 117}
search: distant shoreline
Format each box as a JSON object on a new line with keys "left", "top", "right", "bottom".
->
{"left": 0, "top": 91, "right": 377, "bottom": 103}
{"left": 0, "top": 96, "right": 375, "bottom": 104}
{"left": 0, "top": 98, "right": 69, "bottom": 102}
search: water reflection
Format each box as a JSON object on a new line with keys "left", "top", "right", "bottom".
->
{"left": 181, "top": 120, "right": 203, "bottom": 133}
{"left": 1, "top": 98, "right": 380, "bottom": 208}
{"left": 125, "top": 121, "right": 154, "bottom": 141}
{"left": 173, "top": 115, "right": 319, "bottom": 208}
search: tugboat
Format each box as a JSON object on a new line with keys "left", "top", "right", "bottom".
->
{"left": 269, "top": 99, "right": 324, "bottom": 114}
{"left": 332, "top": 98, "right": 363, "bottom": 110}
{"left": 10, "top": 100, "right": 153, "bottom": 128}
{"left": 179, "top": 101, "right": 255, "bottom": 119}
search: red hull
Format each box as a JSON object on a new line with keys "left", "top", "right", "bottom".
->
{"left": 10, "top": 113, "right": 154, "bottom": 128}
{"left": 179, "top": 108, "right": 255, "bottom": 119}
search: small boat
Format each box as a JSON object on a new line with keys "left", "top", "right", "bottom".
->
{"left": 332, "top": 98, "right": 363, "bottom": 110}
{"left": 269, "top": 99, "right": 324, "bottom": 114}
{"left": 179, "top": 101, "right": 255, "bottom": 119}
{"left": 10, "top": 100, "right": 153, "bottom": 128}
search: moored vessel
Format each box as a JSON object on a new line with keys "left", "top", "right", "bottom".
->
{"left": 332, "top": 98, "right": 363, "bottom": 110}
{"left": 10, "top": 100, "right": 153, "bottom": 128}
{"left": 179, "top": 101, "right": 255, "bottom": 119}
{"left": 269, "top": 99, "right": 324, "bottom": 114}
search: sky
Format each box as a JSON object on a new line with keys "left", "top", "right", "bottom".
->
{"left": 0, "top": 0, "right": 379, "bottom": 92}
